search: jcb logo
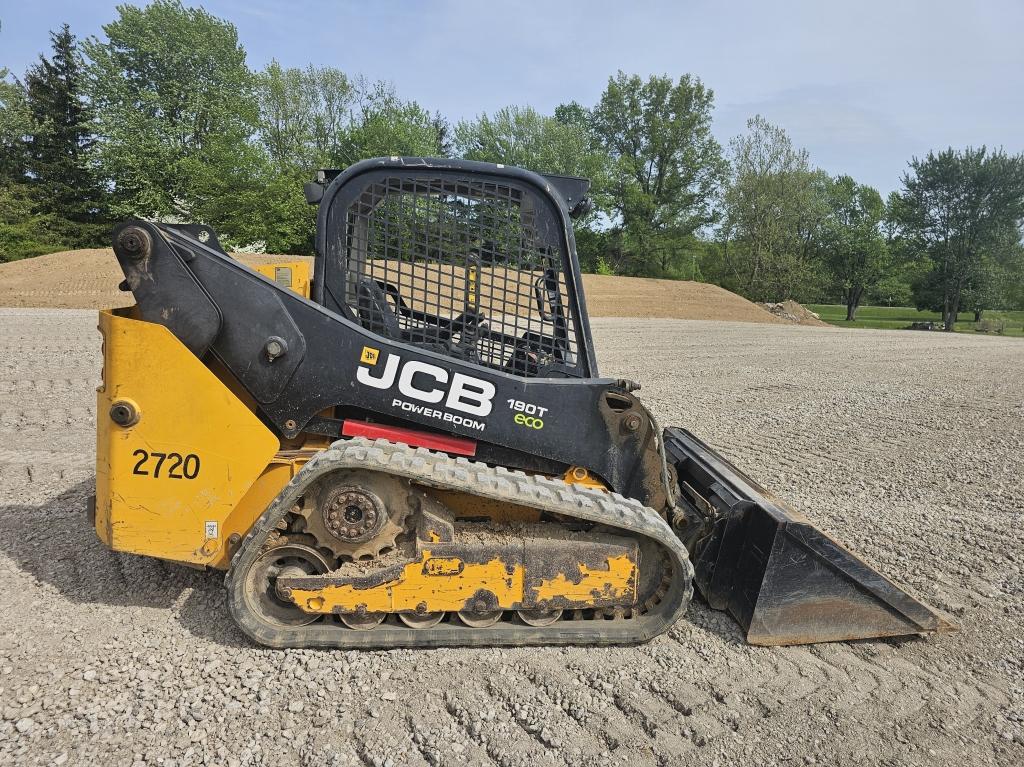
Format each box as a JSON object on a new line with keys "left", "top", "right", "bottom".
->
{"left": 356, "top": 351, "right": 495, "bottom": 417}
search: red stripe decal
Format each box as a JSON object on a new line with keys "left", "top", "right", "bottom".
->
{"left": 341, "top": 420, "right": 477, "bottom": 457}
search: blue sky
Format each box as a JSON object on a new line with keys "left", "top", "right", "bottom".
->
{"left": 2, "top": 0, "right": 1021, "bottom": 195}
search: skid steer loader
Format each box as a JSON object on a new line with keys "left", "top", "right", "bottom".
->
{"left": 93, "top": 157, "right": 953, "bottom": 648}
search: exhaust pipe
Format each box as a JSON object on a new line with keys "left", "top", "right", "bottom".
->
{"left": 664, "top": 428, "right": 956, "bottom": 645}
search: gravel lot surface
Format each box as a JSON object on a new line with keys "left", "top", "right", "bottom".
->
{"left": 0, "top": 309, "right": 1021, "bottom": 767}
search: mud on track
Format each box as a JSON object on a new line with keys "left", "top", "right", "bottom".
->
{"left": 0, "top": 309, "right": 1021, "bottom": 766}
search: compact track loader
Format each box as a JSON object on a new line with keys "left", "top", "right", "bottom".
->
{"left": 94, "top": 157, "right": 953, "bottom": 648}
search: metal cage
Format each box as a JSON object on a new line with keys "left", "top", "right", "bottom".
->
{"left": 325, "top": 169, "right": 585, "bottom": 378}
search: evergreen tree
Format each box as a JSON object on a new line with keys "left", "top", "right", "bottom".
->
{"left": 24, "top": 25, "right": 108, "bottom": 245}
{"left": 0, "top": 67, "right": 66, "bottom": 260}
{"left": 0, "top": 69, "right": 31, "bottom": 183}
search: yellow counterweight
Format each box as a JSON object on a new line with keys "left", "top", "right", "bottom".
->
{"left": 95, "top": 308, "right": 288, "bottom": 568}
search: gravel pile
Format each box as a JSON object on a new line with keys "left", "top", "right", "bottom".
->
{"left": 757, "top": 300, "right": 829, "bottom": 326}
{"left": 0, "top": 309, "right": 1021, "bottom": 766}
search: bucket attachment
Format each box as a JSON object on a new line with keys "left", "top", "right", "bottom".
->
{"left": 663, "top": 428, "right": 956, "bottom": 645}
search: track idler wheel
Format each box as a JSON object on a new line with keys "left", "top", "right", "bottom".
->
{"left": 244, "top": 544, "right": 331, "bottom": 627}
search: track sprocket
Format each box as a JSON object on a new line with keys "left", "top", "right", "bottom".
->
{"left": 296, "top": 469, "right": 412, "bottom": 561}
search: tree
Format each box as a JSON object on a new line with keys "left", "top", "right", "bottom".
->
{"left": 338, "top": 82, "right": 446, "bottom": 165}
{"left": 822, "top": 175, "right": 888, "bottom": 320}
{"left": 456, "top": 102, "right": 612, "bottom": 270}
{"left": 240, "top": 73, "right": 447, "bottom": 255}
{"left": 84, "top": 0, "right": 259, "bottom": 229}
{"left": 24, "top": 25, "right": 108, "bottom": 246}
{"left": 591, "top": 72, "right": 725, "bottom": 276}
{"left": 995, "top": 242, "right": 1024, "bottom": 311}
{"left": 257, "top": 61, "right": 353, "bottom": 172}
{"left": 455, "top": 105, "right": 600, "bottom": 178}
{"left": 719, "top": 116, "right": 831, "bottom": 301}
{"left": 959, "top": 254, "right": 1002, "bottom": 321}
{"left": 553, "top": 101, "right": 590, "bottom": 131}
{"left": 893, "top": 147, "right": 1024, "bottom": 330}
{"left": 957, "top": 223, "right": 1024, "bottom": 319}
{"left": 0, "top": 68, "right": 65, "bottom": 260}
{"left": 0, "top": 183, "right": 64, "bottom": 261}
{"left": 0, "top": 69, "right": 31, "bottom": 182}
{"left": 239, "top": 62, "right": 356, "bottom": 254}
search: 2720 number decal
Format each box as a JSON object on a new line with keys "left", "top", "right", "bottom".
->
{"left": 131, "top": 449, "right": 201, "bottom": 479}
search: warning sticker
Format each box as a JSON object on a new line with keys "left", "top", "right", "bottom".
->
{"left": 360, "top": 346, "right": 380, "bottom": 365}
{"left": 204, "top": 521, "right": 219, "bottom": 539}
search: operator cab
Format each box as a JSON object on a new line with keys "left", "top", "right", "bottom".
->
{"left": 304, "top": 158, "right": 597, "bottom": 379}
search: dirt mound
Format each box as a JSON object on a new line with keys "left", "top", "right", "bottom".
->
{"left": 581, "top": 273, "right": 783, "bottom": 323}
{"left": 759, "top": 299, "right": 830, "bottom": 327}
{"left": 0, "top": 249, "right": 311, "bottom": 310}
{"left": 0, "top": 248, "right": 783, "bottom": 324}
{"left": 0, "top": 249, "right": 124, "bottom": 309}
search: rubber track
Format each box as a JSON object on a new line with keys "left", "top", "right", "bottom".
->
{"left": 225, "top": 437, "right": 694, "bottom": 649}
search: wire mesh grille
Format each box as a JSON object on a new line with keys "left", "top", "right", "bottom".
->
{"left": 342, "top": 176, "right": 579, "bottom": 377}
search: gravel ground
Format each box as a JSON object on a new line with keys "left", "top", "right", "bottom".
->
{"left": 0, "top": 308, "right": 1021, "bottom": 767}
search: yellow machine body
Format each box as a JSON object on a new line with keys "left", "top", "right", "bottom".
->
{"left": 95, "top": 308, "right": 293, "bottom": 568}
{"left": 94, "top": 308, "right": 639, "bottom": 620}
{"left": 95, "top": 260, "right": 314, "bottom": 568}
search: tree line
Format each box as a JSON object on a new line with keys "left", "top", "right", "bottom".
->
{"left": 2, "top": 1, "right": 1022, "bottom": 328}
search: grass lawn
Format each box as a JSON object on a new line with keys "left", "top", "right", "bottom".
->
{"left": 807, "top": 304, "right": 1024, "bottom": 337}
